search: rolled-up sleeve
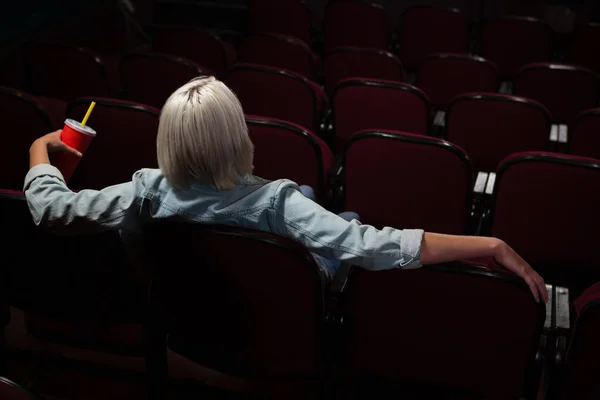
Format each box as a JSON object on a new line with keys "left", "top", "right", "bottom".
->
{"left": 269, "top": 183, "right": 424, "bottom": 271}
{"left": 24, "top": 164, "right": 146, "bottom": 234}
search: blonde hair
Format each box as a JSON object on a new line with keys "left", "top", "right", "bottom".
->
{"left": 157, "top": 76, "right": 254, "bottom": 190}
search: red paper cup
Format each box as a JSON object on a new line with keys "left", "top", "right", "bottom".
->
{"left": 52, "top": 119, "right": 96, "bottom": 183}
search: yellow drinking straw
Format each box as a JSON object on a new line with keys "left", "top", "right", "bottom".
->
{"left": 80, "top": 101, "right": 96, "bottom": 127}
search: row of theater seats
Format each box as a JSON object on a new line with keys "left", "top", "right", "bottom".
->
{"left": 2, "top": 86, "right": 599, "bottom": 295}
{"left": 3, "top": 13, "right": 598, "bottom": 169}
{"left": 247, "top": 1, "right": 600, "bottom": 75}
{"left": 10, "top": 28, "right": 600, "bottom": 125}
{"left": 0, "top": 187, "right": 598, "bottom": 399}
{"left": 3, "top": 74, "right": 600, "bottom": 176}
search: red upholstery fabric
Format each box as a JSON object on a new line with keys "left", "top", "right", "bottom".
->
{"left": 226, "top": 63, "right": 326, "bottom": 132}
{"left": 446, "top": 93, "right": 551, "bottom": 172}
{"left": 101, "top": 55, "right": 121, "bottom": 98}
{"left": 32, "top": 96, "right": 67, "bottom": 129}
{"left": 563, "top": 282, "right": 600, "bottom": 399}
{"left": 324, "top": 47, "right": 405, "bottom": 95}
{"left": 569, "top": 108, "right": 600, "bottom": 160}
{"left": 343, "top": 262, "right": 544, "bottom": 398}
{"left": 246, "top": 115, "right": 333, "bottom": 201}
{"left": 343, "top": 130, "right": 472, "bottom": 234}
{"left": 323, "top": 2, "right": 389, "bottom": 53}
{"left": 0, "top": 87, "right": 55, "bottom": 190}
{"left": 573, "top": 282, "right": 600, "bottom": 316}
{"left": 0, "top": 190, "right": 148, "bottom": 355}
{"left": 513, "top": 63, "right": 598, "bottom": 123}
{"left": 66, "top": 98, "right": 160, "bottom": 189}
{"left": 143, "top": 223, "right": 326, "bottom": 378}
{"left": 120, "top": 52, "right": 212, "bottom": 109}
{"left": 491, "top": 152, "right": 600, "bottom": 288}
{"left": 23, "top": 41, "right": 111, "bottom": 101}
{"left": 399, "top": 7, "right": 471, "bottom": 71}
{"left": 333, "top": 78, "right": 430, "bottom": 152}
{"left": 566, "top": 23, "right": 600, "bottom": 73}
{"left": 0, "top": 377, "right": 40, "bottom": 400}
{"left": 416, "top": 53, "right": 499, "bottom": 109}
{"left": 0, "top": 49, "right": 26, "bottom": 91}
{"left": 63, "top": 4, "right": 137, "bottom": 55}
{"left": 153, "top": 26, "right": 235, "bottom": 77}
{"left": 239, "top": 33, "right": 317, "bottom": 80}
{"left": 25, "top": 313, "right": 146, "bottom": 351}
{"left": 248, "top": 0, "right": 312, "bottom": 45}
{"left": 481, "top": 16, "right": 553, "bottom": 79}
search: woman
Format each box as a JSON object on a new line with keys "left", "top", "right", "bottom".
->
{"left": 24, "top": 77, "right": 547, "bottom": 303}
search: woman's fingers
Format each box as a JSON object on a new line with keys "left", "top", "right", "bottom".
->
{"left": 62, "top": 143, "right": 82, "bottom": 157}
{"left": 525, "top": 275, "right": 540, "bottom": 303}
{"left": 537, "top": 275, "right": 548, "bottom": 304}
{"left": 523, "top": 269, "right": 548, "bottom": 304}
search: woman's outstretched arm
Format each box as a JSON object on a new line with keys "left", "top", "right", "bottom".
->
{"left": 420, "top": 233, "right": 501, "bottom": 264}
{"left": 271, "top": 184, "right": 548, "bottom": 304}
{"left": 421, "top": 233, "right": 548, "bottom": 303}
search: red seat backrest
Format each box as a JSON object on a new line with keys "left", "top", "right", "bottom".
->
{"left": 226, "top": 63, "right": 320, "bottom": 132}
{"left": 481, "top": 16, "right": 553, "bottom": 79}
{"left": 238, "top": 33, "right": 316, "bottom": 80}
{"left": 343, "top": 130, "right": 472, "bottom": 234}
{"left": 120, "top": 52, "right": 211, "bottom": 109}
{"left": 23, "top": 41, "right": 111, "bottom": 101}
{"left": 416, "top": 53, "right": 499, "bottom": 109}
{"left": 248, "top": 0, "right": 313, "bottom": 45}
{"left": 446, "top": 93, "right": 551, "bottom": 172}
{"left": 333, "top": 78, "right": 430, "bottom": 152}
{"left": 491, "top": 152, "right": 600, "bottom": 287}
{"left": 569, "top": 108, "right": 600, "bottom": 160}
{"left": 142, "top": 222, "right": 326, "bottom": 378}
{"left": 399, "top": 7, "right": 471, "bottom": 71}
{"left": 563, "top": 282, "right": 600, "bottom": 398}
{"left": 343, "top": 262, "right": 545, "bottom": 398}
{"left": 0, "top": 190, "right": 147, "bottom": 354}
{"left": 323, "top": 2, "right": 389, "bottom": 53}
{"left": 324, "top": 47, "right": 405, "bottom": 95}
{"left": 0, "top": 87, "right": 54, "bottom": 190}
{"left": 246, "top": 115, "right": 333, "bottom": 201}
{"left": 566, "top": 23, "right": 600, "bottom": 74}
{"left": 513, "top": 63, "right": 598, "bottom": 123}
{"left": 152, "top": 26, "right": 232, "bottom": 77}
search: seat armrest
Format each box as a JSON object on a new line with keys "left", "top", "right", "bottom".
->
{"left": 428, "top": 110, "right": 445, "bottom": 138}
{"left": 326, "top": 155, "right": 345, "bottom": 212}
{"left": 484, "top": 172, "right": 496, "bottom": 195}
{"left": 327, "top": 155, "right": 344, "bottom": 184}
{"left": 544, "top": 284, "right": 553, "bottom": 331}
{"left": 555, "top": 335, "right": 568, "bottom": 365}
{"left": 326, "top": 262, "right": 352, "bottom": 325}
{"left": 473, "top": 171, "right": 489, "bottom": 195}
{"left": 329, "top": 262, "right": 352, "bottom": 295}
{"left": 554, "top": 286, "right": 571, "bottom": 365}
{"left": 555, "top": 286, "right": 570, "bottom": 331}
{"left": 471, "top": 172, "right": 490, "bottom": 235}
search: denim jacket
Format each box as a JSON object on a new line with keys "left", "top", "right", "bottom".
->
{"left": 24, "top": 164, "right": 424, "bottom": 271}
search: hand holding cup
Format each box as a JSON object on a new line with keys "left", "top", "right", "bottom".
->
{"left": 36, "top": 130, "right": 82, "bottom": 157}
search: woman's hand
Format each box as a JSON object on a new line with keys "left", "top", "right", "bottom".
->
{"left": 421, "top": 233, "right": 548, "bottom": 303}
{"left": 31, "top": 130, "right": 82, "bottom": 157}
{"left": 29, "top": 130, "right": 81, "bottom": 169}
{"left": 494, "top": 240, "right": 548, "bottom": 304}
